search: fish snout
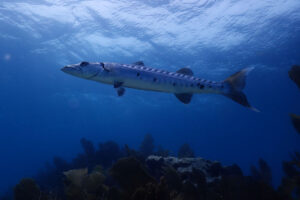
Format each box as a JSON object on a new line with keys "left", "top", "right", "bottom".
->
{"left": 61, "top": 66, "right": 74, "bottom": 74}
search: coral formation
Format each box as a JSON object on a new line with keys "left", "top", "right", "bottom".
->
{"left": 5, "top": 135, "right": 300, "bottom": 200}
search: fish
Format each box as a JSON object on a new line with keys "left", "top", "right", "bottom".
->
{"left": 61, "top": 61, "right": 258, "bottom": 111}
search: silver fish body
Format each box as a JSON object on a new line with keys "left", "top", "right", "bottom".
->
{"left": 61, "top": 61, "right": 258, "bottom": 111}
{"left": 90, "top": 62, "right": 223, "bottom": 94}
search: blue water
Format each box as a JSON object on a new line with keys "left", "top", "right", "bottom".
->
{"left": 0, "top": 0, "right": 300, "bottom": 195}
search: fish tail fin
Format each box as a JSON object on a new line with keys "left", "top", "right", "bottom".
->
{"left": 222, "top": 67, "right": 259, "bottom": 112}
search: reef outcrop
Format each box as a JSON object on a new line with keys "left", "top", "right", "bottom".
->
{"left": 3, "top": 136, "right": 299, "bottom": 200}
{"left": 146, "top": 155, "right": 230, "bottom": 183}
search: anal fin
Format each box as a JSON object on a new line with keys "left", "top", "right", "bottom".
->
{"left": 174, "top": 93, "right": 193, "bottom": 104}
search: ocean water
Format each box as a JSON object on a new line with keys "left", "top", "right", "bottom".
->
{"left": 0, "top": 0, "right": 300, "bottom": 197}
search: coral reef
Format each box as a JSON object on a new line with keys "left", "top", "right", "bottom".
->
{"left": 146, "top": 156, "right": 223, "bottom": 183}
{"left": 6, "top": 135, "right": 300, "bottom": 200}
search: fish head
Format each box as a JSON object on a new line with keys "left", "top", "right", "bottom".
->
{"left": 61, "top": 61, "right": 102, "bottom": 79}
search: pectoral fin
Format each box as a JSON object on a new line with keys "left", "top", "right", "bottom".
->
{"left": 174, "top": 93, "right": 193, "bottom": 104}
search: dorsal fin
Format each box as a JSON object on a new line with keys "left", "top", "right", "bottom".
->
{"left": 133, "top": 61, "right": 144, "bottom": 66}
{"left": 174, "top": 93, "right": 193, "bottom": 104}
{"left": 176, "top": 67, "right": 193, "bottom": 76}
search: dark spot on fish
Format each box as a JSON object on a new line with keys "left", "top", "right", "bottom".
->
{"left": 190, "top": 84, "right": 194, "bottom": 87}
{"left": 137, "top": 72, "right": 140, "bottom": 76}
{"left": 173, "top": 82, "right": 177, "bottom": 86}
{"left": 153, "top": 77, "right": 157, "bottom": 82}
{"left": 197, "top": 83, "right": 204, "bottom": 89}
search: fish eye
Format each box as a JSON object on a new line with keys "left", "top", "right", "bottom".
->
{"left": 80, "top": 61, "right": 89, "bottom": 66}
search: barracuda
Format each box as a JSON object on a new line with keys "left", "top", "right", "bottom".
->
{"left": 61, "top": 61, "right": 258, "bottom": 111}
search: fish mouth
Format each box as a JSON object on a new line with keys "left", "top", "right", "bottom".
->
{"left": 61, "top": 66, "right": 82, "bottom": 76}
{"left": 61, "top": 66, "right": 72, "bottom": 73}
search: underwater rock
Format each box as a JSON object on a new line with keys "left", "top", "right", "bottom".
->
{"left": 14, "top": 178, "right": 41, "bottom": 200}
{"left": 139, "top": 133, "right": 155, "bottom": 157}
{"left": 289, "top": 65, "right": 300, "bottom": 89}
{"left": 110, "top": 157, "right": 156, "bottom": 193}
{"left": 177, "top": 143, "right": 195, "bottom": 158}
{"left": 290, "top": 113, "right": 300, "bottom": 134}
{"left": 146, "top": 156, "right": 224, "bottom": 183}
